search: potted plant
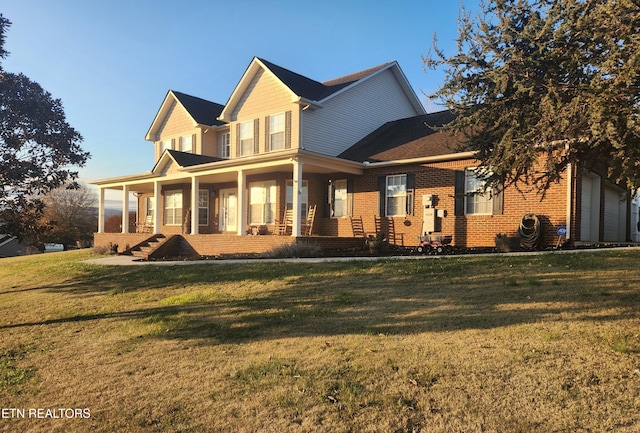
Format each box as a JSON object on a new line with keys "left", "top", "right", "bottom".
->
{"left": 367, "top": 232, "right": 388, "bottom": 255}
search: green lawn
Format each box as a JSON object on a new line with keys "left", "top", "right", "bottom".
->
{"left": 1, "top": 249, "right": 639, "bottom": 432}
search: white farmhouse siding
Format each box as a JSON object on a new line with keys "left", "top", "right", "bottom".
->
{"left": 302, "top": 68, "right": 422, "bottom": 156}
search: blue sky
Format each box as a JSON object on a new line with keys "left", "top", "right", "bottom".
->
{"left": 2, "top": 0, "right": 478, "bottom": 196}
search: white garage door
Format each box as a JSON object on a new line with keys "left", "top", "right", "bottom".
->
{"left": 580, "top": 174, "right": 600, "bottom": 242}
{"left": 604, "top": 186, "right": 626, "bottom": 242}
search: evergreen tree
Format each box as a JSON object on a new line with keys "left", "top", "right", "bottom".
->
{"left": 425, "top": 0, "right": 640, "bottom": 193}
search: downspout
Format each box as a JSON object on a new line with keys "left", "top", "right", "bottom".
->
{"left": 566, "top": 161, "right": 573, "bottom": 244}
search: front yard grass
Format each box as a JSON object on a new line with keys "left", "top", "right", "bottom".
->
{"left": 0, "top": 249, "right": 639, "bottom": 432}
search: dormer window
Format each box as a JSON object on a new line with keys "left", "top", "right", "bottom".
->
{"left": 240, "top": 121, "right": 254, "bottom": 156}
{"left": 160, "top": 139, "right": 172, "bottom": 153}
{"left": 180, "top": 135, "right": 193, "bottom": 153}
{"left": 269, "top": 113, "right": 285, "bottom": 151}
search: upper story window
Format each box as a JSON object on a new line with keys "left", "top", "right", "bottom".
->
{"left": 464, "top": 168, "right": 493, "bottom": 215}
{"left": 221, "top": 132, "right": 231, "bottom": 158}
{"left": 239, "top": 121, "right": 254, "bottom": 156}
{"left": 180, "top": 134, "right": 193, "bottom": 153}
{"left": 269, "top": 113, "right": 285, "bottom": 151}
{"left": 160, "top": 139, "right": 172, "bottom": 154}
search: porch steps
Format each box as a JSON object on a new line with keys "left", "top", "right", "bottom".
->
{"left": 127, "top": 234, "right": 168, "bottom": 260}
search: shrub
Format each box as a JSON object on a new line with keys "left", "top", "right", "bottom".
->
{"left": 264, "top": 242, "right": 323, "bottom": 259}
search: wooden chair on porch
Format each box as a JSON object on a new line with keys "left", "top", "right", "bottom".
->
{"left": 374, "top": 216, "right": 404, "bottom": 246}
{"left": 302, "top": 205, "right": 317, "bottom": 236}
{"left": 136, "top": 215, "right": 154, "bottom": 233}
{"left": 350, "top": 216, "right": 365, "bottom": 238}
{"left": 275, "top": 209, "right": 293, "bottom": 235}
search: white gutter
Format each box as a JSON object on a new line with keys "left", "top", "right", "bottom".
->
{"left": 364, "top": 151, "right": 477, "bottom": 168}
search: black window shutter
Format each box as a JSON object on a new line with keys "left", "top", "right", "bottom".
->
{"left": 454, "top": 170, "right": 465, "bottom": 216}
{"left": 264, "top": 116, "right": 270, "bottom": 152}
{"left": 323, "top": 181, "right": 332, "bottom": 218}
{"left": 235, "top": 124, "right": 240, "bottom": 157}
{"left": 253, "top": 119, "right": 260, "bottom": 155}
{"left": 378, "top": 176, "right": 386, "bottom": 216}
{"left": 406, "top": 173, "right": 415, "bottom": 216}
{"left": 285, "top": 111, "right": 292, "bottom": 149}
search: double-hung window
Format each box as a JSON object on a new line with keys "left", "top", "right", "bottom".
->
{"left": 160, "top": 139, "right": 171, "bottom": 154}
{"left": 269, "top": 113, "right": 285, "bottom": 151}
{"left": 385, "top": 174, "right": 414, "bottom": 217}
{"left": 286, "top": 180, "right": 308, "bottom": 219}
{"left": 180, "top": 135, "right": 193, "bottom": 153}
{"left": 198, "top": 190, "right": 209, "bottom": 226}
{"left": 164, "top": 190, "right": 183, "bottom": 225}
{"left": 328, "top": 179, "right": 352, "bottom": 218}
{"left": 248, "top": 181, "right": 276, "bottom": 224}
{"left": 240, "top": 121, "right": 254, "bottom": 156}
{"left": 146, "top": 197, "right": 155, "bottom": 219}
{"left": 221, "top": 132, "right": 231, "bottom": 158}
{"left": 464, "top": 168, "right": 493, "bottom": 215}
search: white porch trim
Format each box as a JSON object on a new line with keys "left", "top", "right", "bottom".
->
{"left": 121, "top": 185, "right": 130, "bottom": 234}
{"left": 190, "top": 176, "right": 199, "bottom": 235}
{"left": 237, "top": 170, "right": 247, "bottom": 236}
{"left": 291, "top": 158, "right": 303, "bottom": 237}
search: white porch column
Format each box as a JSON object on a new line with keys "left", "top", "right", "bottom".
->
{"left": 97, "top": 187, "right": 105, "bottom": 233}
{"left": 291, "top": 158, "right": 303, "bottom": 237}
{"left": 237, "top": 170, "right": 246, "bottom": 236}
{"left": 153, "top": 181, "right": 161, "bottom": 234}
{"left": 191, "top": 176, "right": 199, "bottom": 235}
{"left": 121, "top": 185, "right": 130, "bottom": 234}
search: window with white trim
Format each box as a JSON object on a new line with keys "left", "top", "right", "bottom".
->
{"left": 249, "top": 181, "right": 276, "bottom": 224}
{"left": 180, "top": 135, "right": 193, "bottom": 153}
{"left": 160, "top": 140, "right": 171, "bottom": 154}
{"left": 198, "top": 190, "right": 209, "bottom": 226}
{"left": 386, "top": 174, "right": 413, "bottom": 217}
{"left": 146, "top": 197, "right": 155, "bottom": 219}
{"left": 221, "top": 132, "right": 231, "bottom": 158}
{"left": 164, "top": 190, "right": 183, "bottom": 225}
{"left": 330, "top": 179, "right": 351, "bottom": 218}
{"left": 240, "top": 121, "right": 254, "bottom": 156}
{"left": 269, "top": 113, "right": 285, "bottom": 151}
{"left": 286, "top": 180, "right": 308, "bottom": 219}
{"left": 465, "top": 168, "right": 493, "bottom": 215}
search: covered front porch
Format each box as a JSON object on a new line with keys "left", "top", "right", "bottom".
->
{"left": 91, "top": 149, "right": 364, "bottom": 245}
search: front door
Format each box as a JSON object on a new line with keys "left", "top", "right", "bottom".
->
{"left": 220, "top": 188, "right": 237, "bottom": 233}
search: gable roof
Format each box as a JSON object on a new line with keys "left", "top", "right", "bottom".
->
{"left": 152, "top": 150, "right": 223, "bottom": 174}
{"left": 145, "top": 90, "right": 225, "bottom": 141}
{"left": 172, "top": 91, "right": 225, "bottom": 127}
{"left": 219, "top": 57, "right": 424, "bottom": 121}
{"left": 258, "top": 58, "right": 392, "bottom": 102}
{"left": 338, "top": 111, "right": 466, "bottom": 163}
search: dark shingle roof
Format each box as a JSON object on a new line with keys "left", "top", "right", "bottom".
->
{"left": 258, "top": 58, "right": 392, "bottom": 102}
{"left": 166, "top": 150, "right": 223, "bottom": 167}
{"left": 172, "top": 91, "right": 225, "bottom": 126}
{"left": 338, "top": 111, "right": 465, "bottom": 163}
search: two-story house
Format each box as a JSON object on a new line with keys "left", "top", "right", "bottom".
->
{"left": 91, "top": 57, "right": 637, "bottom": 257}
